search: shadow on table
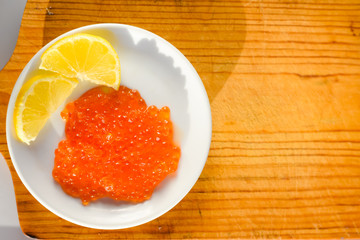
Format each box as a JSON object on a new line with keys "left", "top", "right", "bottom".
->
{"left": 42, "top": 0, "right": 246, "bottom": 103}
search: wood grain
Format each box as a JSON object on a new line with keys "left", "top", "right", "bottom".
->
{"left": 1, "top": 0, "right": 360, "bottom": 239}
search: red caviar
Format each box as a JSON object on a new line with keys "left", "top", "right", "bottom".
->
{"left": 53, "top": 86, "right": 181, "bottom": 205}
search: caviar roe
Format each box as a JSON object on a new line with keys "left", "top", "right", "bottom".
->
{"left": 53, "top": 86, "right": 181, "bottom": 205}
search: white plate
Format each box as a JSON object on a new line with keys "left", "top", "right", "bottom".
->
{"left": 6, "top": 24, "right": 212, "bottom": 229}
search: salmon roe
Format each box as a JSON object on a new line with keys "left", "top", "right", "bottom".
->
{"left": 53, "top": 86, "right": 181, "bottom": 205}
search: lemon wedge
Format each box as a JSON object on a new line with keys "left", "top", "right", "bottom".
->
{"left": 14, "top": 71, "right": 78, "bottom": 144}
{"left": 39, "top": 33, "right": 120, "bottom": 90}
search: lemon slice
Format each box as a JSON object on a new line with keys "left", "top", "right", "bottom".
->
{"left": 14, "top": 71, "right": 78, "bottom": 144}
{"left": 39, "top": 33, "right": 120, "bottom": 90}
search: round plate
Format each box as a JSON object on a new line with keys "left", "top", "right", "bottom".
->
{"left": 6, "top": 23, "right": 212, "bottom": 229}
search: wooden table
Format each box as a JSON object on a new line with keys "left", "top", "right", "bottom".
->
{"left": 1, "top": 0, "right": 360, "bottom": 239}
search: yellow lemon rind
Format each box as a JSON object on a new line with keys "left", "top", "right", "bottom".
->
{"left": 14, "top": 71, "right": 78, "bottom": 144}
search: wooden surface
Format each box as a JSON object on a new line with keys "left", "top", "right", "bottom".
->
{"left": 1, "top": 0, "right": 360, "bottom": 239}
